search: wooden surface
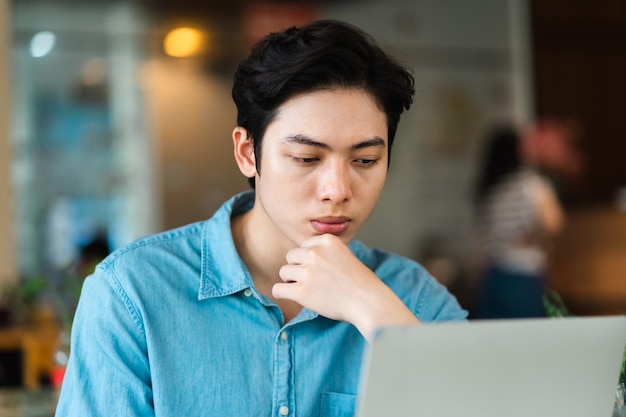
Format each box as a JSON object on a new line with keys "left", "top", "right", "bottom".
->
{"left": 548, "top": 205, "right": 626, "bottom": 316}
{"left": 0, "top": 327, "right": 60, "bottom": 390}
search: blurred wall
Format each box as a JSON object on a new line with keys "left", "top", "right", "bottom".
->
{"left": 142, "top": 60, "right": 248, "bottom": 230}
{"left": 0, "top": 0, "right": 17, "bottom": 286}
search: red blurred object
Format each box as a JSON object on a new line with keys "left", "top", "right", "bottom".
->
{"left": 51, "top": 365, "right": 66, "bottom": 389}
{"left": 242, "top": 2, "right": 318, "bottom": 47}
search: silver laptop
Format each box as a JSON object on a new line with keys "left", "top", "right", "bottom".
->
{"left": 355, "top": 316, "right": 626, "bottom": 417}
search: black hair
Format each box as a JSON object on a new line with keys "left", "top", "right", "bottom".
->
{"left": 474, "top": 125, "right": 522, "bottom": 204}
{"left": 232, "top": 19, "right": 415, "bottom": 188}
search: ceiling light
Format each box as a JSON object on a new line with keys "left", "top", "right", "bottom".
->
{"left": 30, "top": 31, "right": 56, "bottom": 58}
{"left": 163, "top": 27, "right": 203, "bottom": 58}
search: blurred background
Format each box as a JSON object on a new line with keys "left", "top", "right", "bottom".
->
{"left": 1, "top": 0, "right": 625, "bottom": 328}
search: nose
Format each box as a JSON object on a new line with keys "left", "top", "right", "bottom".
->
{"left": 317, "top": 160, "right": 352, "bottom": 204}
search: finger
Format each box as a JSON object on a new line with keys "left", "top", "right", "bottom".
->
{"left": 285, "top": 247, "right": 307, "bottom": 265}
{"left": 272, "top": 281, "right": 302, "bottom": 301}
{"left": 278, "top": 264, "right": 300, "bottom": 283}
{"left": 299, "top": 234, "right": 333, "bottom": 248}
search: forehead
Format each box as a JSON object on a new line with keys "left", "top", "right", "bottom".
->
{"left": 266, "top": 88, "right": 388, "bottom": 145}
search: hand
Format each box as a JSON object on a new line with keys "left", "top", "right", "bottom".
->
{"left": 273, "top": 234, "right": 420, "bottom": 340}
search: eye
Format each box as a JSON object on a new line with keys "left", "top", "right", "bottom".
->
{"left": 292, "top": 156, "right": 320, "bottom": 165}
{"left": 354, "top": 158, "right": 379, "bottom": 167}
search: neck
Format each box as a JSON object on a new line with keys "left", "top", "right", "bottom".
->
{"left": 231, "top": 209, "right": 285, "bottom": 284}
{"left": 231, "top": 205, "right": 303, "bottom": 322}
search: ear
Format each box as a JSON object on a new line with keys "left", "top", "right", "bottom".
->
{"left": 232, "top": 126, "right": 257, "bottom": 179}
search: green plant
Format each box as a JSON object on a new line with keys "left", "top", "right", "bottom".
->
{"left": 542, "top": 289, "right": 571, "bottom": 318}
{"left": 0, "top": 269, "right": 85, "bottom": 329}
{"left": 0, "top": 275, "right": 49, "bottom": 325}
{"left": 543, "top": 288, "right": 626, "bottom": 385}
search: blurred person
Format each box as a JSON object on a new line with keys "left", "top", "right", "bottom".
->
{"left": 473, "top": 119, "right": 583, "bottom": 319}
{"left": 72, "top": 232, "right": 111, "bottom": 278}
{"left": 56, "top": 20, "right": 467, "bottom": 417}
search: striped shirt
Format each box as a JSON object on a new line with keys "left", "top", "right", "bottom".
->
{"left": 478, "top": 168, "right": 555, "bottom": 275}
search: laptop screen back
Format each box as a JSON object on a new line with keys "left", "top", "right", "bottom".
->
{"left": 356, "top": 316, "right": 626, "bottom": 417}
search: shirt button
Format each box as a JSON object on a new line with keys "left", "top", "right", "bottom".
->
{"left": 280, "top": 331, "right": 288, "bottom": 341}
{"left": 279, "top": 405, "right": 289, "bottom": 416}
{"left": 243, "top": 289, "right": 252, "bottom": 297}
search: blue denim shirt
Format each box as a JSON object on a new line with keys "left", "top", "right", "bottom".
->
{"left": 56, "top": 191, "right": 467, "bottom": 417}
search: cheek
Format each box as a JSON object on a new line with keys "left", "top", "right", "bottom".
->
{"left": 365, "top": 167, "right": 387, "bottom": 189}
{"left": 356, "top": 171, "right": 386, "bottom": 205}
{"left": 369, "top": 182, "right": 386, "bottom": 203}
{"left": 258, "top": 168, "right": 309, "bottom": 209}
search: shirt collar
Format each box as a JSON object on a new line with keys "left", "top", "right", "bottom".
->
{"left": 198, "top": 191, "right": 255, "bottom": 300}
{"left": 195, "top": 191, "right": 322, "bottom": 322}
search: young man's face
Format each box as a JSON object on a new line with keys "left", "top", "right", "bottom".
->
{"left": 252, "top": 88, "right": 389, "bottom": 247}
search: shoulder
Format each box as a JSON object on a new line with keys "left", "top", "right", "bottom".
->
{"left": 82, "top": 221, "right": 207, "bottom": 307}
{"left": 102, "top": 221, "right": 205, "bottom": 272}
{"left": 349, "top": 240, "right": 427, "bottom": 280}
{"left": 349, "top": 241, "right": 467, "bottom": 322}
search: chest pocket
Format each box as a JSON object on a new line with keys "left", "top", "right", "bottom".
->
{"left": 320, "top": 392, "right": 356, "bottom": 417}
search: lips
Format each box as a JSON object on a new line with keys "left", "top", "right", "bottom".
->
{"left": 311, "top": 216, "right": 351, "bottom": 234}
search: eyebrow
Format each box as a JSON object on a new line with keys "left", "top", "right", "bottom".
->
{"left": 283, "top": 134, "right": 386, "bottom": 151}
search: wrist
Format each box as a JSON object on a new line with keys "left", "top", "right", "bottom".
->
{"left": 351, "top": 287, "right": 421, "bottom": 342}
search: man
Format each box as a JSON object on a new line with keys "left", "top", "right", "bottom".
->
{"left": 56, "top": 20, "right": 467, "bottom": 416}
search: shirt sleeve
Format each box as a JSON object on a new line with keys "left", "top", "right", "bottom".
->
{"left": 55, "top": 265, "right": 154, "bottom": 417}
{"left": 416, "top": 276, "right": 468, "bottom": 322}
